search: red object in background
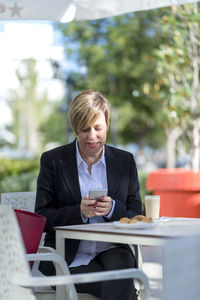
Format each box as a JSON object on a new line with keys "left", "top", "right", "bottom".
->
{"left": 15, "top": 209, "right": 46, "bottom": 268}
{"left": 146, "top": 169, "right": 200, "bottom": 218}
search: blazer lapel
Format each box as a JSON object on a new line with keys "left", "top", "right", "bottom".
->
{"left": 59, "top": 141, "right": 82, "bottom": 203}
{"left": 58, "top": 142, "right": 123, "bottom": 203}
{"left": 105, "top": 145, "right": 123, "bottom": 198}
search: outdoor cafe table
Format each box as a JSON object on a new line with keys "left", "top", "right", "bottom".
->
{"left": 54, "top": 217, "right": 200, "bottom": 300}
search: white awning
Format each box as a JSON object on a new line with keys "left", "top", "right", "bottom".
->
{"left": 0, "top": 0, "right": 199, "bottom": 22}
{"left": 74, "top": 0, "right": 200, "bottom": 21}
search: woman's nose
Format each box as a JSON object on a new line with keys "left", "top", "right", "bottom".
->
{"left": 88, "top": 127, "right": 96, "bottom": 138}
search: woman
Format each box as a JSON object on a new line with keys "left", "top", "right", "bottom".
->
{"left": 35, "top": 90, "right": 142, "bottom": 300}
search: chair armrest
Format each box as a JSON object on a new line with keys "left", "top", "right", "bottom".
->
{"left": 31, "top": 247, "right": 57, "bottom": 278}
{"left": 13, "top": 268, "right": 150, "bottom": 299}
{"left": 26, "top": 252, "right": 77, "bottom": 298}
{"left": 38, "top": 246, "right": 56, "bottom": 253}
{"left": 26, "top": 252, "right": 70, "bottom": 275}
{"left": 26, "top": 252, "right": 150, "bottom": 299}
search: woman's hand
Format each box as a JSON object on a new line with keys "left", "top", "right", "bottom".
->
{"left": 80, "top": 195, "right": 96, "bottom": 218}
{"left": 81, "top": 195, "right": 113, "bottom": 218}
{"left": 94, "top": 196, "right": 113, "bottom": 217}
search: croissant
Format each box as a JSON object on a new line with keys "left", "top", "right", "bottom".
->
{"left": 119, "top": 215, "right": 153, "bottom": 224}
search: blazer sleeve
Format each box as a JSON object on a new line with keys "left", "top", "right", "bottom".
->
{"left": 35, "top": 151, "right": 83, "bottom": 233}
{"left": 107, "top": 153, "right": 142, "bottom": 221}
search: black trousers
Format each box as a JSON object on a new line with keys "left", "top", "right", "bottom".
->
{"left": 69, "top": 247, "right": 138, "bottom": 300}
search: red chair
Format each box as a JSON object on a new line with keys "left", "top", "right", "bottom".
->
{"left": 14, "top": 209, "right": 46, "bottom": 268}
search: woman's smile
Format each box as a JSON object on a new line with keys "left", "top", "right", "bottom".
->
{"left": 87, "top": 142, "right": 99, "bottom": 148}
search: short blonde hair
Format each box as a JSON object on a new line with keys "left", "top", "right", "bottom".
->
{"left": 68, "top": 90, "right": 110, "bottom": 134}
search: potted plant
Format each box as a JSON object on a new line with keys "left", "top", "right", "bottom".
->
{"left": 146, "top": 3, "right": 200, "bottom": 217}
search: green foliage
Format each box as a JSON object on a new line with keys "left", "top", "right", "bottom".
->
{"left": 147, "top": 3, "right": 200, "bottom": 169}
{"left": 0, "top": 172, "right": 37, "bottom": 194}
{"left": 57, "top": 11, "right": 167, "bottom": 147}
{"left": 0, "top": 159, "right": 39, "bottom": 193}
{"left": 150, "top": 4, "right": 200, "bottom": 125}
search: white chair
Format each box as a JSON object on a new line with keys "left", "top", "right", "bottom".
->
{"left": 0, "top": 191, "right": 36, "bottom": 211}
{"left": 0, "top": 205, "right": 150, "bottom": 300}
{"left": 0, "top": 191, "right": 47, "bottom": 276}
{"left": 162, "top": 234, "right": 200, "bottom": 300}
{"left": 0, "top": 191, "right": 146, "bottom": 299}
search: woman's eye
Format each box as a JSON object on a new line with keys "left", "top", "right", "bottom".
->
{"left": 82, "top": 126, "right": 103, "bottom": 132}
{"left": 82, "top": 128, "right": 90, "bottom": 132}
{"left": 95, "top": 127, "right": 103, "bottom": 131}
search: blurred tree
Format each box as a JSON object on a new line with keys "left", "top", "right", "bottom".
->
{"left": 8, "top": 59, "right": 53, "bottom": 155}
{"left": 57, "top": 11, "right": 167, "bottom": 148}
{"left": 149, "top": 3, "right": 200, "bottom": 170}
{"left": 39, "top": 101, "right": 68, "bottom": 146}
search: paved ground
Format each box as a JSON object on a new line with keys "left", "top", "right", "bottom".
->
{"left": 141, "top": 246, "right": 162, "bottom": 299}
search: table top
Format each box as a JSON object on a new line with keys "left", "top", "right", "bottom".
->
{"left": 55, "top": 217, "right": 200, "bottom": 246}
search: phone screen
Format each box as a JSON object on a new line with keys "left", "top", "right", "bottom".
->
{"left": 89, "top": 189, "right": 108, "bottom": 201}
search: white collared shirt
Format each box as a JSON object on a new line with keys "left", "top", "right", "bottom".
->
{"left": 69, "top": 141, "right": 116, "bottom": 268}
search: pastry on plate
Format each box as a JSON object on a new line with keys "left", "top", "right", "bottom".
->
{"left": 132, "top": 215, "right": 153, "bottom": 223}
{"left": 119, "top": 215, "right": 153, "bottom": 224}
{"left": 119, "top": 217, "right": 131, "bottom": 224}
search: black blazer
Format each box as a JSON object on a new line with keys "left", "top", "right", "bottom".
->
{"left": 35, "top": 140, "right": 142, "bottom": 266}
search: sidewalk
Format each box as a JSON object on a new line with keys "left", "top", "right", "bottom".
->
{"left": 141, "top": 246, "right": 162, "bottom": 299}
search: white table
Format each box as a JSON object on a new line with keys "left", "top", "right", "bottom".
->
{"left": 55, "top": 217, "right": 200, "bottom": 299}
{"left": 55, "top": 217, "right": 200, "bottom": 252}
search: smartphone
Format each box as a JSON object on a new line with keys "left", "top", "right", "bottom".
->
{"left": 89, "top": 189, "right": 108, "bottom": 201}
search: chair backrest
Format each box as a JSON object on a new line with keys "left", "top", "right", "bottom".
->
{"left": 15, "top": 209, "right": 46, "bottom": 268}
{"left": 1, "top": 191, "right": 36, "bottom": 212}
{"left": 0, "top": 191, "right": 46, "bottom": 244}
{"left": 162, "top": 234, "right": 200, "bottom": 300}
{"left": 0, "top": 205, "right": 36, "bottom": 300}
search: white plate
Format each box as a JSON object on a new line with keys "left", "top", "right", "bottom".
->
{"left": 113, "top": 220, "right": 160, "bottom": 229}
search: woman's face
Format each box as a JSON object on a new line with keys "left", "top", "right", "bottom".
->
{"left": 77, "top": 112, "right": 108, "bottom": 160}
